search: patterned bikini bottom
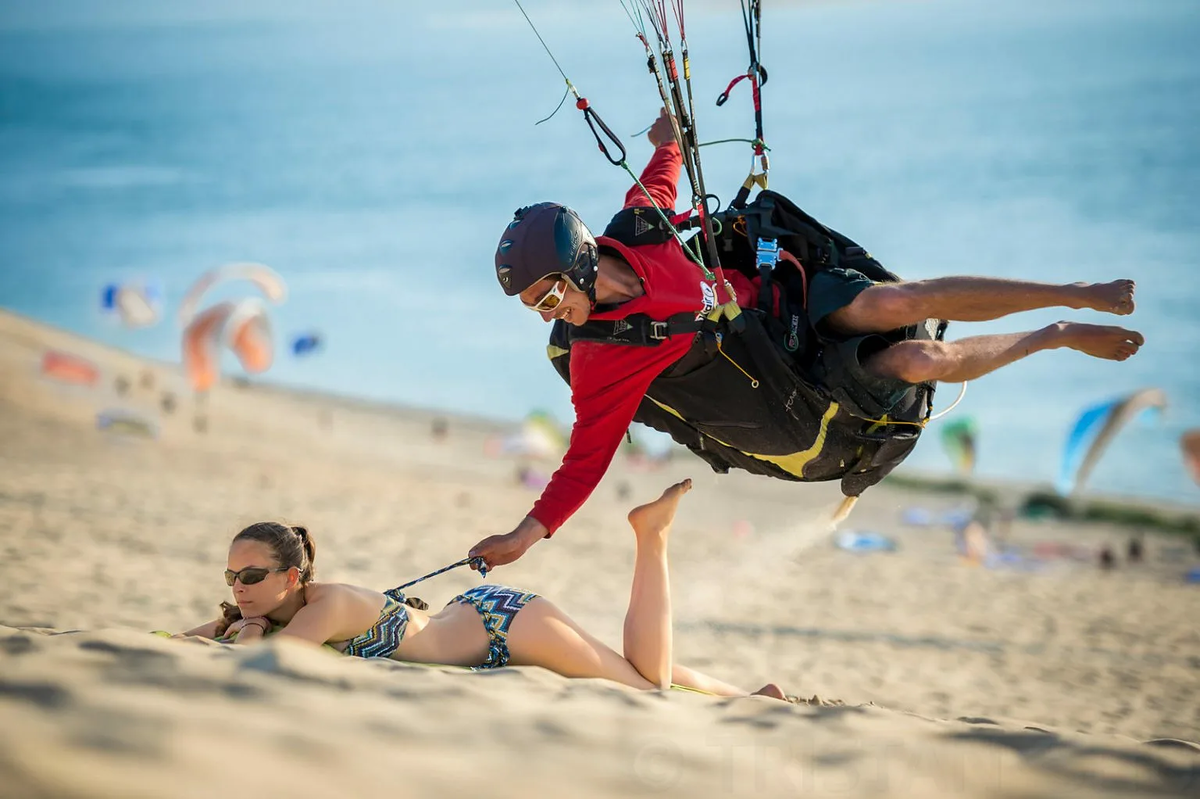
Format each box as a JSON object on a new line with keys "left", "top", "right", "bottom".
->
{"left": 448, "top": 584, "right": 540, "bottom": 669}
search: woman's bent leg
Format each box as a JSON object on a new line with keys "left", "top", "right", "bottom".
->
{"left": 504, "top": 599, "right": 656, "bottom": 690}
{"left": 622, "top": 480, "right": 692, "bottom": 689}
{"left": 505, "top": 480, "right": 692, "bottom": 691}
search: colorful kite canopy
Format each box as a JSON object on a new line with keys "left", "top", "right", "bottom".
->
{"left": 101, "top": 281, "right": 163, "bottom": 328}
{"left": 181, "top": 299, "right": 274, "bottom": 392}
{"left": 40, "top": 350, "right": 100, "bottom": 386}
{"left": 178, "top": 262, "right": 286, "bottom": 328}
{"left": 1057, "top": 388, "right": 1167, "bottom": 496}
{"left": 290, "top": 333, "right": 322, "bottom": 357}
{"left": 939, "top": 417, "right": 978, "bottom": 474}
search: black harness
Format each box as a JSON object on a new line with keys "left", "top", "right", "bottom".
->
{"left": 549, "top": 190, "right": 947, "bottom": 497}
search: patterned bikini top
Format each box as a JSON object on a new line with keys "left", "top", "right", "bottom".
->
{"left": 341, "top": 588, "right": 411, "bottom": 659}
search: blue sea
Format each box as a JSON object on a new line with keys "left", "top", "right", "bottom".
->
{"left": 1, "top": 0, "right": 1198, "bottom": 505}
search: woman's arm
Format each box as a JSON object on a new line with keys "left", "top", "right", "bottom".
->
{"left": 266, "top": 590, "right": 353, "bottom": 647}
{"left": 177, "top": 619, "right": 223, "bottom": 639}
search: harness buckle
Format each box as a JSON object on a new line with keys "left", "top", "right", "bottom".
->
{"left": 755, "top": 237, "right": 780, "bottom": 271}
{"left": 649, "top": 321, "right": 670, "bottom": 341}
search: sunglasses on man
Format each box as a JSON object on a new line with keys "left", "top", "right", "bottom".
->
{"left": 524, "top": 276, "right": 568, "bottom": 313}
{"left": 224, "top": 566, "right": 290, "bottom": 587}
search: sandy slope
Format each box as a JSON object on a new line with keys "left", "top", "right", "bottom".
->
{"left": 1, "top": 309, "right": 1197, "bottom": 798}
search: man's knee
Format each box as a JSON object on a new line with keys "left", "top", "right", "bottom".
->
{"left": 864, "top": 340, "right": 947, "bottom": 384}
{"left": 829, "top": 284, "right": 921, "bottom": 334}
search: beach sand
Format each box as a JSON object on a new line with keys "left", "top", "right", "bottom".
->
{"left": 1, "top": 309, "right": 1197, "bottom": 798}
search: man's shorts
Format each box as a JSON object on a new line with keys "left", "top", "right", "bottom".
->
{"left": 807, "top": 267, "right": 913, "bottom": 418}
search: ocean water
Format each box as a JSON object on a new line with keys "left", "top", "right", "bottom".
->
{"left": 1, "top": 0, "right": 1197, "bottom": 505}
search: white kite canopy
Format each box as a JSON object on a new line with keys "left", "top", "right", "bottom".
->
{"left": 177, "top": 262, "right": 287, "bottom": 328}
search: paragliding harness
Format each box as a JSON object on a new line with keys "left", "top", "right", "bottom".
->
{"left": 548, "top": 191, "right": 948, "bottom": 497}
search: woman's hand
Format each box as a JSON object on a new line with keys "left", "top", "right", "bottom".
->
{"left": 229, "top": 616, "right": 272, "bottom": 644}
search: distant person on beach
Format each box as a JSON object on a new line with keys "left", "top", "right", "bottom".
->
{"left": 472, "top": 108, "right": 1144, "bottom": 570}
{"left": 179, "top": 480, "right": 786, "bottom": 699}
{"left": 1126, "top": 533, "right": 1144, "bottom": 563}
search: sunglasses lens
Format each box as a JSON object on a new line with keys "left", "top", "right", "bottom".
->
{"left": 240, "top": 568, "right": 269, "bottom": 585}
{"left": 538, "top": 292, "right": 562, "bottom": 312}
{"left": 226, "top": 568, "right": 270, "bottom": 586}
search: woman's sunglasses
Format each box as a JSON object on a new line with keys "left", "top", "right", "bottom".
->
{"left": 525, "top": 276, "right": 568, "bottom": 313}
{"left": 224, "top": 566, "right": 290, "bottom": 587}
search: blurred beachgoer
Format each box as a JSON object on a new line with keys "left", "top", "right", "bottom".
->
{"left": 959, "top": 520, "right": 992, "bottom": 565}
{"left": 473, "top": 107, "right": 1144, "bottom": 570}
{"left": 1127, "top": 534, "right": 1144, "bottom": 564}
{"left": 180, "top": 480, "right": 786, "bottom": 699}
{"left": 1099, "top": 546, "right": 1117, "bottom": 570}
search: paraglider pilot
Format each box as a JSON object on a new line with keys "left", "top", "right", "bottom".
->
{"left": 469, "top": 108, "right": 1144, "bottom": 571}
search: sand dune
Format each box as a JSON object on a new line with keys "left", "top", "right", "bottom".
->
{"left": 1, "top": 309, "right": 1197, "bottom": 797}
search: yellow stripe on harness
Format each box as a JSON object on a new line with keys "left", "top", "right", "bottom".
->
{"left": 646, "top": 396, "right": 841, "bottom": 479}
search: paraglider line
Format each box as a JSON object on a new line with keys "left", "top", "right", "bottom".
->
{"left": 536, "top": 85, "right": 571, "bottom": 125}
{"left": 513, "top": 0, "right": 571, "bottom": 84}
{"left": 389, "top": 557, "right": 489, "bottom": 593}
{"left": 928, "top": 381, "right": 968, "bottom": 422}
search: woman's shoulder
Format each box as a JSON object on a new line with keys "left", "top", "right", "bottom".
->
{"left": 304, "top": 581, "right": 386, "bottom": 607}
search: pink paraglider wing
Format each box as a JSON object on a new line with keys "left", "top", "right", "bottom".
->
{"left": 182, "top": 302, "right": 236, "bottom": 392}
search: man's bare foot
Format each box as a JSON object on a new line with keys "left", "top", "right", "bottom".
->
{"left": 751, "top": 683, "right": 788, "bottom": 702}
{"left": 1076, "top": 280, "right": 1136, "bottom": 316}
{"left": 628, "top": 479, "right": 692, "bottom": 539}
{"left": 1052, "top": 322, "right": 1144, "bottom": 361}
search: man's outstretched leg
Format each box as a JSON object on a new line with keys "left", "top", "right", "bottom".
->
{"left": 865, "top": 322, "right": 1144, "bottom": 385}
{"left": 825, "top": 276, "right": 1136, "bottom": 336}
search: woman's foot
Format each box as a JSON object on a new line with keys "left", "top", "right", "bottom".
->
{"left": 751, "top": 683, "right": 788, "bottom": 702}
{"left": 627, "top": 479, "right": 692, "bottom": 541}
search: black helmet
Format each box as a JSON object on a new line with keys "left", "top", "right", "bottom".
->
{"left": 495, "top": 203, "right": 599, "bottom": 299}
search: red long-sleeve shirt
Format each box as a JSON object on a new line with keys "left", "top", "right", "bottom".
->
{"left": 528, "top": 142, "right": 759, "bottom": 535}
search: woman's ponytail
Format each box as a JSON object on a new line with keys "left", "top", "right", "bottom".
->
{"left": 292, "top": 525, "right": 317, "bottom": 584}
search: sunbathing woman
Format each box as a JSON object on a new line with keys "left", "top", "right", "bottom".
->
{"left": 181, "top": 479, "right": 785, "bottom": 698}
